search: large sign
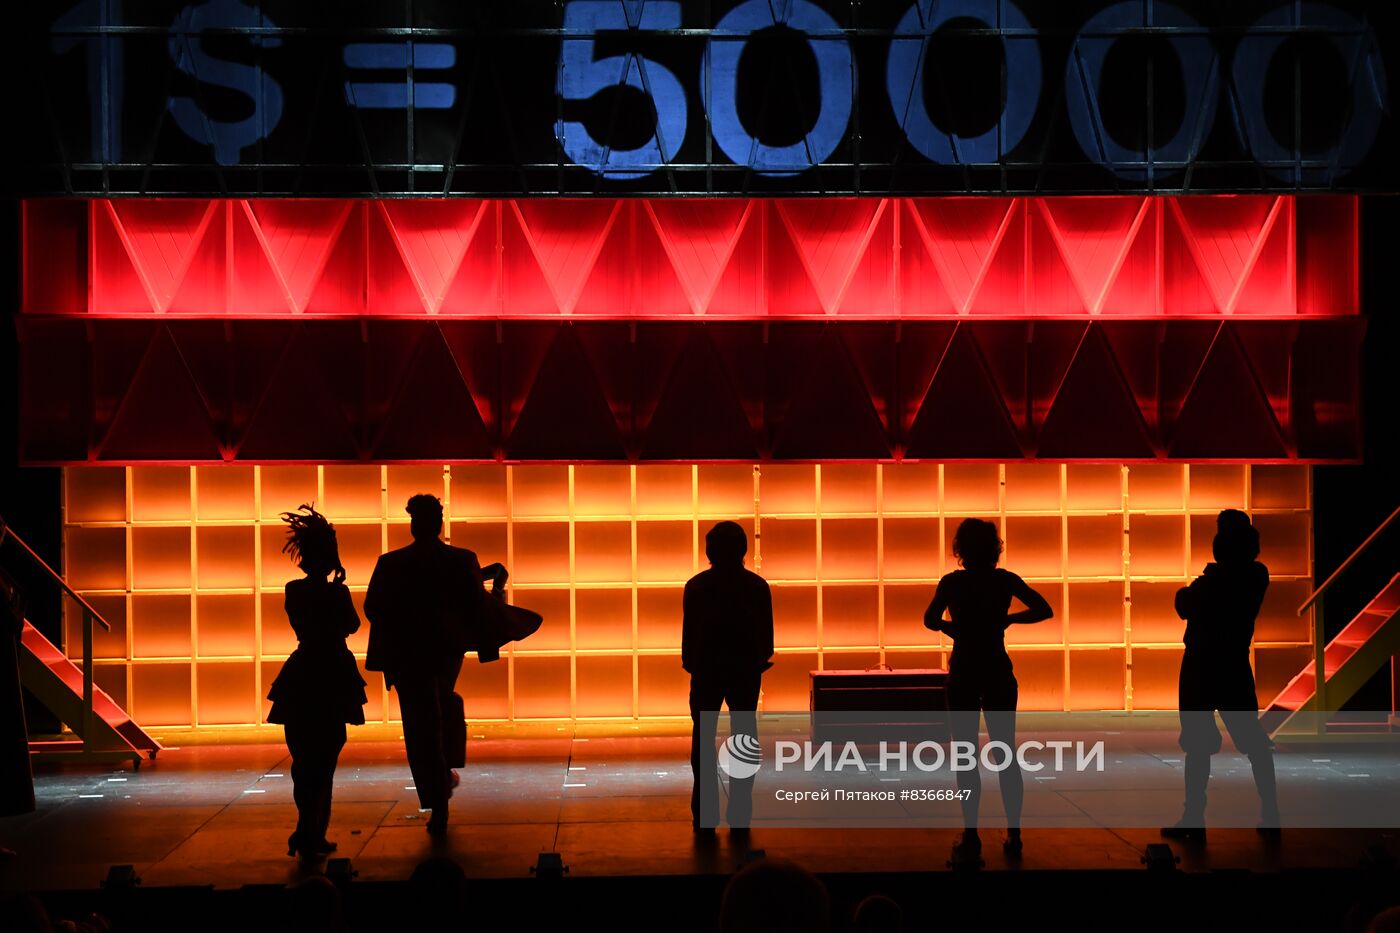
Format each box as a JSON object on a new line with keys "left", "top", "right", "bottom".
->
{"left": 16, "top": 0, "right": 1399, "bottom": 195}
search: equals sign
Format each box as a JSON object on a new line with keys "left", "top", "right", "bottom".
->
{"left": 344, "top": 43, "right": 457, "bottom": 109}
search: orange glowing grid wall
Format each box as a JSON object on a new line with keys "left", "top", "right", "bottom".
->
{"left": 61, "top": 463, "right": 1313, "bottom": 729}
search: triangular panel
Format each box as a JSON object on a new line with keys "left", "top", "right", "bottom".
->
{"left": 905, "top": 327, "right": 1024, "bottom": 459}
{"left": 1169, "top": 327, "right": 1288, "bottom": 458}
{"left": 372, "top": 326, "right": 495, "bottom": 459}
{"left": 245, "top": 200, "right": 355, "bottom": 312}
{"left": 98, "top": 327, "right": 224, "bottom": 460}
{"left": 908, "top": 198, "right": 1016, "bottom": 313}
{"left": 505, "top": 327, "right": 627, "bottom": 459}
{"left": 1036, "top": 325, "right": 1157, "bottom": 458}
{"left": 640, "top": 328, "right": 760, "bottom": 459}
{"left": 769, "top": 328, "right": 891, "bottom": 459}
{"left": 108, "top": 200, "right": 219, "bottom": 313}
{"left": 380, "top": 200, "right": 489, "bottom": 313}
{"left": 511, "top": 200, "right": 621, "bottom": 314}
{"left": 646, "top": 200, "right": 753, "bottom": 315}
{"left": 1039, "top": 197, "right": 1149, "bottom": 314}
{"left": 774, "top": 199, "right": 889, "bottom": 315}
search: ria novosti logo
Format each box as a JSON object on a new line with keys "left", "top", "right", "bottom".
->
{"left": 718, "top": 733, "right": 763, "bottom": 779}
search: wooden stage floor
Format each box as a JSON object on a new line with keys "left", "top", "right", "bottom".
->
{"left": 2, "top": 722, "right": 1397, "bottom": 894}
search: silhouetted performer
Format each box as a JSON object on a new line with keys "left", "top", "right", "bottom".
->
{"left": 924, "top": 518, "right": 1053, "bottom": 857}
{"left": 684, "top": 521, "right": 773, "bottom": 834}
{"left": 0, "top": 516, "right": 36, "bottom": 860}
{"left": 364, "top": 495, "right": 487, "bottom": 835}
{"left": 1162, "top": 508, "right": 1279, "bottom": 843}
{"left": 265, "top": 505, "right": 367, "bottom": 860}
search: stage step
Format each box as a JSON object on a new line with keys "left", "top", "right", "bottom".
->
{"left": 1262, "top": 574, "right": 1400, "bottom": 735}
{"left": 18, "top": 619, "right": 161, "bottom": 763}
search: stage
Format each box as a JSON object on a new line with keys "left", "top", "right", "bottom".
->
{"left": 3, "top": 722, "right": 1396, "bottom": 896}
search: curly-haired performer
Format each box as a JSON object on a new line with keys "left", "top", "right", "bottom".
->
{"left": 924, "top": 518, "right": 1054, "bottom": 859}
{"left": 266, "top": 505, "right": 367, "bottom": 860}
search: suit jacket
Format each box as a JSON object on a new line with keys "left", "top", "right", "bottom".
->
{"left": 681, "top": 563, "right": 774, "bottom": 677}
{"left": 364, "top": 539, "right": 488, "bottom": 683}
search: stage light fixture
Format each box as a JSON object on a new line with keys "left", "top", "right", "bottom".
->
{"left": 531, "top": 852, "right": 569, "bottom": 879}
{"left": 1142, "top": 844, "right": 1180, "bottom": 872}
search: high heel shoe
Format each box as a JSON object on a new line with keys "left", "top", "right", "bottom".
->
{"left": 287, "top": 833, "right": 333, "bottom": 859}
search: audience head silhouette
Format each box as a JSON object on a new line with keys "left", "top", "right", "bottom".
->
{"left": 718, "top": 858, "right": 831, "bottom": 933}
{"left": 1213, "top": 508, "right": 1261, "bottom": 565}
{"left": 406, "top": 494, "right": 445, "bottom": 543}
{"left": 409, "top": 856, "right": 468, "bottom": 927}
{"left": 953, "top": 517, "right": 1003, "bottom": 570}
{"left": 279, "top": 876, "right": 345, "bottom": 933}
{"left": 279, "top": 504, "right": 340, "bottom": 579}
{"left": 705, "top": 520, "right": 748, "bottom": 567}
{"left": 853, "top": 894, "right": 904, "bottom": 933}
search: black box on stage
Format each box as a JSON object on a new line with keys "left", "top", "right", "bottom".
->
{"left": 808, "top": 667, "right": 950, "bottom": 742}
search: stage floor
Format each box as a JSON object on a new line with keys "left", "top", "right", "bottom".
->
{"left": 1, "top": 723, "right": 1397, "bottom": 893}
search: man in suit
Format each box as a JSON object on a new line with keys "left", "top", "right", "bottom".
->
{"left": 684, "top": 521, "right": 774, "bottom": 835}
{"left": 364, "top": 495, "right": 486, "bottom": 834}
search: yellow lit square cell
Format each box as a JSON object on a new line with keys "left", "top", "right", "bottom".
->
{"left": 513, "top": 588, "right": 570, "bottom": 651}
{"left": 131, "top": 526, "right": 192, "bottom": 589}
{"left": 1070, "top": 648, "right": 1125, "bottom": 710}
{"left": 697, "top": 464, "right": 752, "bottom": 515}
{"left": 1005, "top": 650, "right": 1064, "bottom": 711}
{"left": 760, "top": 464, "right": 816, "bottom": 514}
{"left": 757, "top": 518, "right": 816, "bottom": 581}
{"left": 260, "top": 591, "right": 296, "bottom": 657}
{"left": 820, "top": 463, "right": 876, "bottom": 513}
{"left": 512, "top": 656, "right": 572, "bottom": 719}
{"left": 1255, "top": 580, "right": 1312, "bottom": 643}
{"left": 821, "top": 585, "right": 879, "bottom": 648}
{"left": 65, "top": 594, "right": 127, "bottom": 661}
{"left": 1066, "top": 582, "right": 1125, "bottom": 644}
{"left": 1188, "top": 464, "right": 1246, "bottom": 510}
{"left": 457, "top": 657, "right": 509, "bottom": 720}
{"left": 637, "top": 587, "right": 682, "bottom": 650}
{"left": 65, "top": 526, "right": 127, "bottom": 590}
{"left": 453, "top": 520, "right": 508, "bottom": 568}
{"left": 195, "top": 525, "right": 255, "bottom": 588}
{"left": 882, "top": 517, "right": 939, "bottom": 581}
{"left": 820, "top": 518, "right": 878, "bottom": 581}
{"left": 322, "top": 466, "right": 384, "bottom": 519}
{"left": 575, "top": 587, "right": 633, "bottom": 650}
{"left": 1250, "top": 465, "right": 1309, "bottom": 510}
{"left": 131, "top": 594, "right": 192, "bottom": 658}
{"left": 260, "top": 524, "right": 300, "bottom": 591}
{"left": 1129, "top": 646, "right": 1184, "bottom": 709}
{"left": 511, "top": 465, "right": 569, "bottom": 517}
{"left": 195, "top": 594, "right": 255, "bottom": 658}
{"left": 66, "top": 467, "right": 127, "bottom": 522}
{"left": 258, "top": 466, "right": 319, "bottom": 520}
{"left": 511, "top": 521, "right": 570, "bottom": 585}
{"left": 943, "top": 463, "right": 1000, "bottom": 512}
{"left": 636, "top": 465, "right": 694, "bottom": 517}
{"left": 334, "top": 523, "right": 385, "bottom": 586}
{"left": 386, "top": 465, "right": 445, "bottom": 517}
{"left": 1127, "top": 464, "right": 1185, "bottom": 510}
{"left": 131, "top": 466, "right": 191, "bottom": 521}
{"left": 1127, "top": 582, "right": 1187, "bottom": 646}
{"left": 195, "top": 466, "right": 255, "bottom": 520}
{"left": 1065, "top": 514, "right": 1124, "bottom": 577}
{"left": 1253, "top": 512, "right": 1310, "bottom": 576}
{"left": 94, "top": 664, "right": 127, "bottom": 712}
{"left": 636, "top": 521, "right": 696, "bottom": 583}
{"left": 773, "top": 585, "right": 817, "bottom": 649}
{"left": 761, "top": 651, "right": 817, "bottom": 711}
{"left": 1127, "top": 514, "right": 1187, "bottom": 577}
{"left": 573, "top": 521, "right": 632, "bottom": 584}
{"left": 882, "top": 583, "right": 937, "bottom": 648}
{"left": 1004, "top": 463, "right": 1061, "bottom": 512}
{"left": 196, "top": 661, "right": 256, "bottom": 725}
{"left": 1066, "top": 464, "right": 1122, "bottom": 510}
{"left": 1005, "top": 582, "right": 1063, "bottom": 646}
{"left": 638, "top": 655, "right": 687, "bottom": 717}
{"left": 575, "top": 655, "right": 634, "bottom": 717}
{"left": 880, "top": 463, "right": 938, "bottom": 514}
{"left": 385, "top": 520, "right": 413, "bottom": 554}
{"left": 573, "top": 465, "right": 631, "bottom": 517}
{"left": 448, "top": 465, "right": 507, "bottom": 519}
{"left": 1003, "top": 516, "right": 1062, "bottom": 578}
{"left": 131, "top": 662, "right": 191, "bottom": 727}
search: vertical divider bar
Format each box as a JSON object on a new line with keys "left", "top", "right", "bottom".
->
{"left": 1122, "top": 465, "right": 1134, "bottom": 712}
{"left": 567, "top": 465, "right": 578, "bottom": 721}
{"left": 876, "top": 464, "right": 886, "bottom": 669}
{"left": 253, "top": 466, "right": 264, "bottom": 725}
{"left": 189, "top": 466, "right": 200, "bottom": 729}
{"left": 124, "top": 467, "right": 135, "bottom": 729}
{"left": 937, "top": 464, "right": 947, "bottom": 666}
{"left": 1059, "top": 464, "right": 1070, "bottom": 712}
{"left": 630, "top": 465, "right": 640, "bottom": 720}
{"left": 814, "top": 465, "right": 824, "bottom": 672}
{"left": 82, "top": 605, "right": 94, "bottom": 746}
{"left": 505, "top": 465, "right": 516, "bottom": 722}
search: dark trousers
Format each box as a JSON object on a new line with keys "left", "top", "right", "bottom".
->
{"left": 689, "top": 669, "right": 762, "bottom": 829}
{"left": 394, "top": 656, "right": 466, "bottom": 812}
{"left": 284, "top": 720, "right": 347, "bottom": 843}
{"left": 1176, "top": 652, "right": 1277, "bottom": 822}
{"left": 947, "top": 671, "right": 1023, "bottom": 830}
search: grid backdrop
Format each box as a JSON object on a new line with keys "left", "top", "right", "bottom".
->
{"left": 60, "top": 463, "right": 1313, "bottom": 729}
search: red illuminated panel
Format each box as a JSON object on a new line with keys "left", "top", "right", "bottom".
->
{"left": 23, "top": 196, "right": 1357, "bottom": 319}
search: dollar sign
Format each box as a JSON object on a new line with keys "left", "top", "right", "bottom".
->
{"left": 167, "top": 0, "right": 283, "bottom": 166}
